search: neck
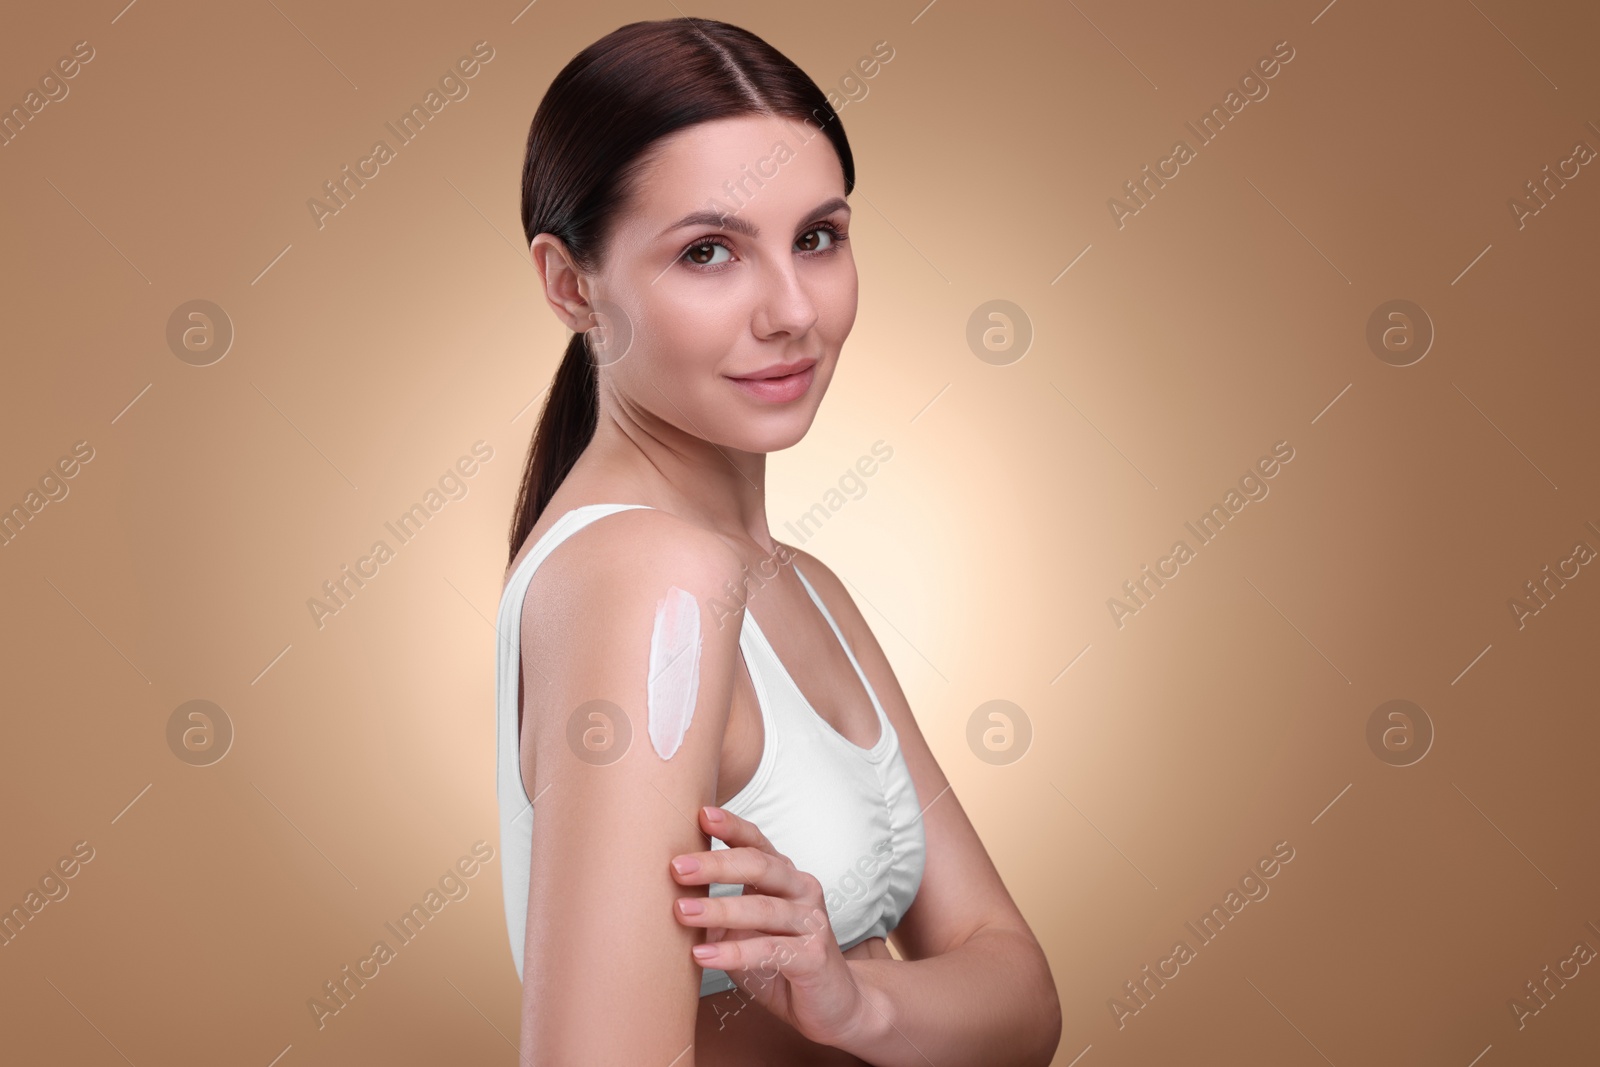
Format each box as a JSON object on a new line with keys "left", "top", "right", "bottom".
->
{"left": 582, "top": 396, "right": 778, "bottom": 556}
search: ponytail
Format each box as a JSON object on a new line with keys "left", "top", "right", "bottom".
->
{"left": 506, "top": 332, "right": 597, "bottom": 568}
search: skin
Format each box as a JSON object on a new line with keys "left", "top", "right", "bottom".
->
{"left": 509, "top": 112, "right": 1061, "bottom": 1065}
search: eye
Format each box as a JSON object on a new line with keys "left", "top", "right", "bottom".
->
{"left": 797, "top": 226, "right": 836, "bottom": 253}
{"left": 683, "top": 239, "right": 732, "bottom": 267}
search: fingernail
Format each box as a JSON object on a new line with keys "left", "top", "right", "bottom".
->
{"left": 672, "top": 856, "right": 700, "bottom": 875}
{"left": 703, "top": 806, "right": 724, "bottom": 823}
{"left": 692, "top": 944, "right": 718, "bottom": 958}
{"left": 677, "top": 897, "right": 704, "bottom": 915}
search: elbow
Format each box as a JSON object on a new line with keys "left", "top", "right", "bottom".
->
{"left": 1021, "top": 939, "right": 1063, "bottom": 1067}
{"left": 960, "top": 923, "right": 1062, "bottom": 1066}
{"left": 1032, "top": 991, "right": 1063, "bottom": 1067}
{"left": 973, "top": 924, "right": 1063, "bottom": 1067}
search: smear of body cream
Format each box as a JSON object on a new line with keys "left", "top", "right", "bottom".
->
{"left": 648, "top": 585, "right": 702, "bottom": 760}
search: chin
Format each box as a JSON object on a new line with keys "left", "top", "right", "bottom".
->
{"left": 726, "top": 408, "right": 821, "bottom": 454}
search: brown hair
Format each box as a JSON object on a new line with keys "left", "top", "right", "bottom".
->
{"left": 507, "top": 17, "right": 856, "bottom": 566}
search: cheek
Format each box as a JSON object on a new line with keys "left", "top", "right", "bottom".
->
{"left": 819, "top": 268, "right": 859, "bottom": 341}
{"left": 820, "top": 246, "right": 859, "bottom": 316}
{"left": 652, "top": 286, "right": 745, "bottom": 343}
{"left": 641, "top": 290, "right": 746, "bottom": 369}
{"left": 605, "top": 295, "right": 747, "bottom": 423}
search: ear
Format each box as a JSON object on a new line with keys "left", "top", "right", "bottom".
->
{"left": 530, "top": 233, "right": 593, "bottom": 334}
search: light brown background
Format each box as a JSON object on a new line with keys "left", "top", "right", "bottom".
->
{"left": 3, "top": 0, "right": 1598, "bottom": 1063}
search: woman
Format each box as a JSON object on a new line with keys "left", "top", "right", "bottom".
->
{"left": 495, "top": 17, "right": 1060, "bottom": 1064}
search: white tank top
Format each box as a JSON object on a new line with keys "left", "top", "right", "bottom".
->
{"left": 496, "top": 503, "right": 926, "bottom": 997}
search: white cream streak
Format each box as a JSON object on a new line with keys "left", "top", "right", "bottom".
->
{"left": 647, "top": 585, "right": 702, "bottom": 760}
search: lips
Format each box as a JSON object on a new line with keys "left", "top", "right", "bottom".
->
{"left": 729, "top": 357, "right": 817, "bottom": 381}
{"left": 726, "top": 362, "right": 817, "bottom": 403}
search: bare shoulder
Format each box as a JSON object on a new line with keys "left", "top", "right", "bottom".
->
{"left": 518, "top": 504, "right": 748, "bottom": 754}
{"left": 524, "top": 505, "right": 744, "bottom": 615}
{"left": 781, "top": 543, "right": 873, "bottom": 639}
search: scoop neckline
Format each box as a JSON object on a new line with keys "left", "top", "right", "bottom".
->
{"left": 740, "top": 604, "right": 895, "bottom": 761}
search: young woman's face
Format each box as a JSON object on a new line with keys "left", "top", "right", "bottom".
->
{"left": 589, "top": 113, "right": 858, "bottom": 454}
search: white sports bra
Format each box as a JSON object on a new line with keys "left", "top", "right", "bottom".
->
{"left": 495, "top": 503, "right": 926, "bottom": 997}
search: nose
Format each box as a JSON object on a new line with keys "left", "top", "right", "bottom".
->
{"left": 750, "top": 256, "right": 818, "bottom": 339}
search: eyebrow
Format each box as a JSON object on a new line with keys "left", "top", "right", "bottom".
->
{"left": 657, "top": 197, "right": 851, "bottom": 240}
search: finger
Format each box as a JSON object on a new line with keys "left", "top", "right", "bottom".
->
{"left": 691, "top": 926, "right": 830, "bottom": 981}
{"left": 699, "top": 805, "right": 777, "bottom": 853}
{"left": 680, "top": 807, "right": 781, "bottom": 891}
{"left": 674, "top": 891, "right": 822, "bottom": 937}
{"left": 671, "top": 845, "right": 812, "bottom": 899}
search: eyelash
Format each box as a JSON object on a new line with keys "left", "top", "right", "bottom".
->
{"left": 679, "top": 222, "right": 849, "bottom": 272}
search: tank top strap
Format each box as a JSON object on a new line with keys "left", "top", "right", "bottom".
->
{"left": 790, "top": 562, "right": 889, "bottom": 721}
{"left": 506, "top": 502, "right": 655, "bottom": 587}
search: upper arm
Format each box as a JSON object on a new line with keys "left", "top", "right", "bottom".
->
{"left": 517, "top": 509, "right": 745, "bottom": 1062}
{"left": 786, "top": 545, "right": 1042, "bottom": 962}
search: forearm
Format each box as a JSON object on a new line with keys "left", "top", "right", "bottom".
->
{"left": 833, "top": 927, "right": 1062, "bottom": 1067}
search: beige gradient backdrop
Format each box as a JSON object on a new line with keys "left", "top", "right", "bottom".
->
{"left": 2, "top": 0, "right": 1597, "bottom": 1063}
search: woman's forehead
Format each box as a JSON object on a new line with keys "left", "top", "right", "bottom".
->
{"left": 626, "top": 115, "right": 847, "bottom": 230}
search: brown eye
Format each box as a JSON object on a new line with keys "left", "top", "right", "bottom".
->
{"left": 683, "top": 240, "right": 731, "bottom": 267}
{"left": 797, "top": 226, "right": 845, "bottom": 254}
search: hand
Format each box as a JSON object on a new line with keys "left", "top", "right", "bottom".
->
{"left": 670, "top": 805, "right": 865, "bottom": 1046}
